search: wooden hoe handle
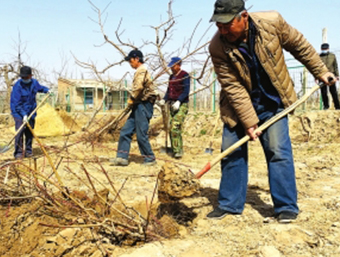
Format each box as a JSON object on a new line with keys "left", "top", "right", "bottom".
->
{"left": 195, "top": 82, "right": 326, "bottom": 179}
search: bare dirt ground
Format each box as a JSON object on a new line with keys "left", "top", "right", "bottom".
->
{"left": 1, "top": 108, "right": 340, "bottom": 257}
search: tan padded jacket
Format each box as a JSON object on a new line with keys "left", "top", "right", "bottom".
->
{"left": 209, "top": 11, "right": 328, "bottom": 129}
{"left": 131, "top": 64, "right": 158, "bottom": 102}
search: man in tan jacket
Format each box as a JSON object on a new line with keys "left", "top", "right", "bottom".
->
{"left": 111, "top": 49, "right": 158, "bottom": 166}
{"left": 207, "top": 0, "right": 336, "bottom": 222}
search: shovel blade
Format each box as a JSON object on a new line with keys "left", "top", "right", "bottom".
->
{"left": 204, "top": 148, "right": 214, "bottom": 155}
{"left": 160, "top": 147, "right": 173, "bottom": 154}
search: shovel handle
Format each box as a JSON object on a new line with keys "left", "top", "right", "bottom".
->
{"left": 160, "top": 103, "right": 170, "bottom": 148}
{"left": 195, "top": 81, "right": 327, "bottom": 179}
{"left": 97, "top": 106, "right": 131, "bottom": 136}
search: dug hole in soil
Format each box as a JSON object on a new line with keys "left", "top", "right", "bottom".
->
{"left": 1, "top": 107, "right": 340, "bottom": 257}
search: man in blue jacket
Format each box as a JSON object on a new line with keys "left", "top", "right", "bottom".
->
{"left": 10, "top": 66, "right": 50, "bottom": 159}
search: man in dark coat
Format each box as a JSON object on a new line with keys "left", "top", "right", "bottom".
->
{"left": 319, "top": 43, "right": 340, "bottom": 110}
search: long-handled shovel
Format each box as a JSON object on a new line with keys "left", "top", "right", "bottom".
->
{"left": 205, "top": 111, "right": 220, "bottom": 154}
{"left": 196, "top": 81, "right": 328, "bottom": 179}
{"left": 0, "top": 93, "right": 51, "bottom": 154}
{"left": 160, "top": 103, "right": 172, "bottom": 153}
{"left": 96, "top": 106, "right": 132, "bottom": 137}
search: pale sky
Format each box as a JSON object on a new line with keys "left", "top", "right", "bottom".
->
{"left": 1, "top": 0, "right": 339, "bottom": 85}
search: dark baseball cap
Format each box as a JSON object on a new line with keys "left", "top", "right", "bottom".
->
{"left": 19, "top": 66, "right": 32, "bottom": 77}
{"left": 168, "top": 57, "right": 182, "bottom": 67}
{"left": 321, "top": 43, "right": 329, "bottom": 50}
{"left": 124, "top": 49, "right": 144, "bottom": 61}
{"left": 210, "top": 0, "right": 245, "bottom": 23}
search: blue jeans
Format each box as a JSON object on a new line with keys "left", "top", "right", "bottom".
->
{"left": 219, "top": 104, "right": 299, "bottom": 215}
{"left": 14, "top": 117, "right": 35, "bottom": 158}
{"left": 117, "top": 101, "right": 155, "bottom": 163}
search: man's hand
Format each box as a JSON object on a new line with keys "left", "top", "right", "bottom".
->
{"left": 319, "top": 72, "right": 337, "bottom": 85}
{"left": 158, "top": 99, "right": 165, "bottom": 106}
{"left": 246, "top": 125, "right": 262, "bottom": 141}
{"left": 127, "top": 98, "right": 134, "bottom": 107}
{"left": 23, "top": 115, "right": 28, "bottom": 123}
{"left": 172, "top": 100, "right": 181, "bottom": 111}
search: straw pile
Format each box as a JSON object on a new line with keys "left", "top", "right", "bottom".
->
{"left": 34, "top": 104, "right": 79, "bottom": 137}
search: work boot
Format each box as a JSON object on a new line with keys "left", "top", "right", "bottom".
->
{"left": 142, "top": 160, "right": 157, "bottom": 166}
{"left": 25, "top": 153, "right": 34, "bottom": 158}
{"left": 110, "top": 157, "right": 128, "bottom": 166}
{"left": 277, "top": 211, "right": 297, "bottom": 223}
{"left": 206, "top": 207, "right": 235, "bottom": 220}
{"left": 173, "top": 152, "right": 183, "bottom": 159}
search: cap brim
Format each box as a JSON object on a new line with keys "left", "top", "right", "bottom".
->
{"left": 168, "top": 59, "right": 181, "bottom": 67}
{"left": 124, "top": 56, "right": 131, "bottom": 61}
{"left": 20, "top": 73, "right": 31, "bottom": 77}
{"left": 167, "top": 61, "right": 175, "bottom": 67}
{"left": 210, "top": 14, "right": 236, "bottom": 23}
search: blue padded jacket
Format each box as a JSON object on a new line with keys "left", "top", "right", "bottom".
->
{"left": 10, "top": 78, "right": 49, "bottom": 119}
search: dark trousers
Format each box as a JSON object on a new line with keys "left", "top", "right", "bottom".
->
{"left": 116, "top": 101, "right": 155, "bottom": 163}
{"left": 321, "top": 84, "right": 340, "bottom": 109}
{"left": 14, "top": 118, "right": 35, "bottom": 158}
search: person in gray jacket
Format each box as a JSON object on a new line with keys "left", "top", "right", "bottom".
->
{"left": 319, "top": 43, "right": 340, "bottom": 110}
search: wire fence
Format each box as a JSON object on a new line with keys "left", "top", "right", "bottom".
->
{"left": 1, "top": 62, "right": 339, "bottom": 115}
{"left": 186, "top": 65, "right": 329, "bottom": 113}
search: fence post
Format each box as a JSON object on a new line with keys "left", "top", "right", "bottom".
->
{"left": 83, "top": 88, "right": 86, "bottom": 111}
{"left": 319, "top": 91, "right": 323, "bottom": 110}
{"left": 302, "top": 67, "right": 307, "bottom": 110}
{"left": 66, "top": 87, "right": 71, "bottom": 112}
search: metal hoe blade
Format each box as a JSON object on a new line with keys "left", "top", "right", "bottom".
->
{"left": 0, "top": 145, "right": 10, "bottom": 154}
{"left": 160, "top": 147, "right": 173, "bottom": 154}
{"left": 204, "top": 147, "right": 214, "bottom": 155}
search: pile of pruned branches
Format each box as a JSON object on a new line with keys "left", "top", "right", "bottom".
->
{"left": 0, "top": 147, "right": 171, "bottom": 247}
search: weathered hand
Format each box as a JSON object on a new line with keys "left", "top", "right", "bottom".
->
{"left": 246, "top": 125, "right": 261, "bottom": 141}
{"left": 127, "top": 98, "right": 134, "bottom": 106}
{"left": 319, "top": 72, "right": 336, "bottom": 85}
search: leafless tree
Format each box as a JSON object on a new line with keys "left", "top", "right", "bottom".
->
{"left": 72, "top": 0, "right": 214, "bottom": 130}
{"left": 0, "top": 32, "right": 26, "bottom": 113}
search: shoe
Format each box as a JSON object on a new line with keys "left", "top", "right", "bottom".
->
{"left": 173, "top": 152, "right": 183, "bottom": 159}
{"left": 206, "top": 207, "right": 233, "bottom": 220}
{"left": 277, "top": 211, "right": 297, "bottom": 223}
{"left": 110, "top": 157, "right": 128, "bottom": 166}
{"left": 25, "top": 153, "right": 34, "bottom": 158}
{"left": 143, "top": 160, "right": 157, "bottom": 166}
{"left": 14, "top": 155, "right": 23, "bottom": 160}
